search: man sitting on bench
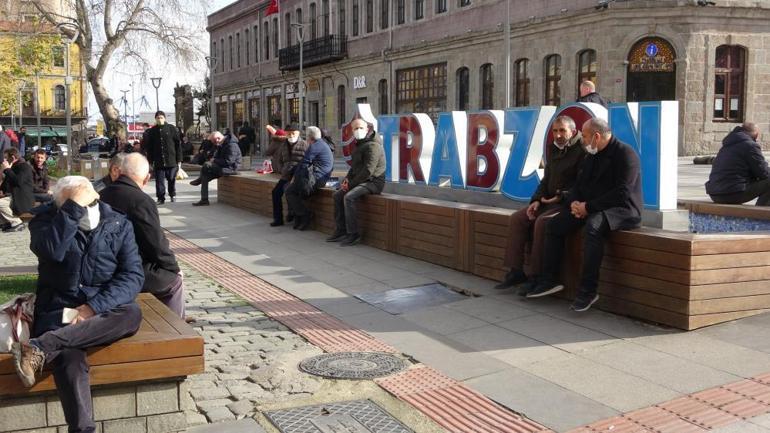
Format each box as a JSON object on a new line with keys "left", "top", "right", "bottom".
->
{"left": 526, "top": 118, "right": 642, "bottom": 312}
{"left": 31, "top": 149, "right": 53, "bottom": 204}
{"left": 190, "top": 131, "right": 242, "bottom": 206}
{"left": 0, "top": 147, "right": 34, "bottom": 232}
{"left": 706, "top": 122, "right": 770, "bottom": 206}
{"left": 13, "top": 176, "right": 144, "bottom": 433}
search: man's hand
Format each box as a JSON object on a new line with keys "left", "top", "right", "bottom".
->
{"left": 526, "top": 201, "right": 540, "bottom": 220}
{"left": 341, "top": 178, "right": 349, "bottom": 192}
{"left": 540, "top": 195, "right": 561, "bottom": 204}
{"left": 0, "top": 160, "right": 10, "bottom": 171}
{"left": 69, "top": 185, "right": 100, "bottom": 208}
{"left": 570, "top": 201, "right": 588, "bottom": 219}
{"left": 71, "top": 304, "right": 96, "bottom": 324}
{"left": 266, "top": 124, "right": 277, "bottom": 135}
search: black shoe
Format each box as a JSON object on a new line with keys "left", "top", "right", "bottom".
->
{"left": 571, "top": 293, "right": 600, "bottom": 312}
{"left": 526, "top": 280, "right": 564, "bottom": 298}
{"left": 157, "top": 198, "right": 165, "bottom": 205}
{"left": 517, "top": 278, "right": 539, "bottom": 297}
{"left": 190, "top": 179, "right": 201, "bottom": 186}
{"left": 170, "top": 196, "right": 176, "bottom": 203}
{"left": 286, "top": 214, "right": 295, "bottom": 223}
{"left": 493, "top": 269, "right": 528, "bottom": 290}
{"left": 297, "top": 211, "right": 314, "bottom": 231}
{"left": 0, "top": 223, "right": 10, "bottom": 231}
{"left": 192, "top": 200, "right": 210, "bottom": 206}
{"left": 326, "top": 231, "right": 347, "bottom": 242}
{"left": 3, "top": 223, "right": 25, "bottom": 233}
{"left": 292, "top": 217, "right": 302, "bottom": 229}
{"left": 341, "top": 233, "right": 361, "bottom": 246}
{"left": 270, "top": 221, "right": 284, "bottom": 227}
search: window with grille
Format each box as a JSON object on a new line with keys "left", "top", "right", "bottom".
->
{"left": 236, "top": 33, "right": 241, "bottom": 68}
{"left": 514, "top": 59, "right": 529, "bottom": 107}
{"left": 272, "top": 18, "right": 278, "bottom": 56}
{"left": 352, "top": 0, "right": 359, "bottom": 36}
{"left": 714, "top": 45, "right": 746, "bottom": 122}
{"left": 397, "top": 0, "right": 405, "bottom": 24}
{"left": 310, "top": 4, "right": 317, "bottom": 39}
{"left": 437, "top": 0, "right": 447, "bottom": 13}
{"left": 480, "top": 63, "right": 494, "bottom": 109}
{"left": 415, "top": 0, "right": 424, "bottom": 20}
{"left": 285, "top": 13, "right": 292, "bottom": 46}
{"left": 379, "top": 79, "right": 388, "bottom": 114}
{"left": 322, "top": 0, "right": 330, "bottom": 35}
{"left": 544, "top": 54, "right": 561, "bottom": 106}
{"left": 577, "top": 49, "right": 597, "bottom": 96}
{"left": 366, "top": 0, "right": 373, "bottom": 32}
{"left": 54, "top": 85, "right": 65, "bottom": 110}
{"left": 381, "top": 0, "right": 389, "bottom": 29}
{"left": 339, "top": 0, "right": 346, "bottom": 35}
{"left": 456, "top": 67, "right": 469, "bottom": 111}
{"left": 396, "top": 63, "right": 447, "bottom": 122}
{"left": 338, "top": 85, "right": 346, "bottom": 126}
{"left": 264, "top": 23, "right": 270, "bottom": 60}
{"left": 245, "top": 29, "right": 249, "bottom": 65}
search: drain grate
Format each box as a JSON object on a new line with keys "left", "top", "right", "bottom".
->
{"left": 265, "top": 399, "right": 415, "bottom": 433}
{"left": 299, "top": 352, "right": 408, "bottom": 380}
{"left": 355, "top": 283, "right": 467, "bottom": 314}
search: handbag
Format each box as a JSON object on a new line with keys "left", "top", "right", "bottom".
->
{"left": 0, "top": 293, "right": 35, "bottom": 353}
{"left": 256, "top": 159, "right": 273, "bottom": 174}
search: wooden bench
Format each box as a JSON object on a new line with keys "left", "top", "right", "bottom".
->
{"left": 0, "top": 293, "right": 204, "bottom": 432}
{"left": 219, "top": 174, "right": 770, "bottom": 330}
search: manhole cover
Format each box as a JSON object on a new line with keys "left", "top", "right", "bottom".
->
{"left": 266, "top": 399, "right": 415, "bottom": 433}
{"left": 299, "top": 352, "right": 408, "bottom": 380}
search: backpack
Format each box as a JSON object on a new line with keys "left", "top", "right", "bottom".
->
{"left": 293, "top": 164, "right": 316, "bottom": 196}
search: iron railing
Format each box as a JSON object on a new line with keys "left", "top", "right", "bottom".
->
{"left": 279, "top": 34, "right": 347, "bottom": 71}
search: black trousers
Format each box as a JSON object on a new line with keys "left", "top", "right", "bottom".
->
{"left": 285, "top": 177, "right": 327, "bottom": 218}
{"left": 540, "top": 211, "right": 611, "bottom": 296}
{"left": 198, "top": 162, "right": 237, "bottom": 201}
{"left": 154, "top": 166, "right": 179, "bottom": 201}
{"left": 272, "top": 179, "right": 289, "bottom": 223}
{"left": 333, "top": 184, "right": 374, "bottom": 235}
{"left": 32, "top": 303, "right": 142, "bottom": 433}
{"left": 710, "top": 179, "right": 770, "bottom": 206}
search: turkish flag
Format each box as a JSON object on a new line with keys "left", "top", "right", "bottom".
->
{"left": 265, "top": 0, "right": 279, "bottom": 16}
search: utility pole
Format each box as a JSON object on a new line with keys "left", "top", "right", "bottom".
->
{"left": 505, "top": 0, "right": 511, "bottom": 107}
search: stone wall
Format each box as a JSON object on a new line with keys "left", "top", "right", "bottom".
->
{"left": 0, "top": 380, "right": 188, "bottom": 433}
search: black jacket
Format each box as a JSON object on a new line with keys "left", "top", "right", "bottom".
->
{"left": 346, "top": 131, "right": 387, "bottom": 192}
{"left": 100, "top": 176, "right": 180, "bottom": 293}
{"left": 706, "top": 127, "right": 769, "bottom": 196}
{"left": 31, "top": 163, "right": 49, "bottom": 194}
{"left": 145, "top": 123, "right": 182, "bottom": 168}
{"left": 532, "top": 133, "right": 585, "bottom": 203}
{"left": 1, "top": 160, "right": 34, "bottom": 215}
{"left": 566, "top": 136, "right": 642, "bottom": 230}
{"left": 213, "top": 134, "right": 242, "bottom": 172}
{"left": 577, "top": 92, "right": 609, "bottom": 108}
{"left": 30, "top": 200, "right": 144, "bottom": 335}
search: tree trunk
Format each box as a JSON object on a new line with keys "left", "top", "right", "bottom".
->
{"left": 88, "top": 68, "right": 125, "bottom": 138}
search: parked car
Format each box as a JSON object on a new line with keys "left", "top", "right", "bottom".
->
{"left": 78, "top": 137, "right": 112, "bottom": 155}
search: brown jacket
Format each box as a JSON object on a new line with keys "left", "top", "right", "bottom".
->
{"left": 280, "top": 139, "right": 309, "bottom": 181}
{"left": 266, "top": 135, "right": 290, "bottom": 174}
{"left": 531, "top": 132, "right": 586, "bottom": 203}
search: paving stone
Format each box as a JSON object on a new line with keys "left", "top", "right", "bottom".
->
{"left": 226, "top": 400, "right": 255, "bottom": 417}
{"left": 189, "top": 386, "right": 230, "bottom": 401}
{"left": 203, "top": 406, "right": 236, "bottom": 423}
{"left": 102, "top": 417, "right": 147, "bottom": 433}
{"left": 197, "top": 398, "right": 235, "bottom": 412}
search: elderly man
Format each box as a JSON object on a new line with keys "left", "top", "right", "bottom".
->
{"left": 285, "top": 126, "right": 334, "bottom": 231}
{"left": 495, "top": 116, "right": 585, "bottom": 293}
{"left": 100, "top": 153, "right": 186, "bottom": 318}
{"left": 0, "top": 148, "right": 34, "bottom": 232}
{"left": 326, "top": 119, "right": 386, "bottom": 247}
{"left": 706, "top": 123, "right": 770, "bottom": 206}
{"left": 577, "top": 81, "right": 609, "bottom": 108}
{"left": 92, "top": 153, "right": 125, "bottom": 193}
{"left": 190, "top": 131, "right": 242, "bottom": 206}
{"left": 13, "top": 176, "right": 144, "bottom": 433}
{"left": 144, "top": 111, "right": 182, "bottom": 204}
{"left": 527, "top": 118, "right": 642, "bottom": 312}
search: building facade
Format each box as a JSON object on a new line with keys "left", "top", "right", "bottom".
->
{"left": 0, "top": 1, "right": 88, "bottom": 146}
{"left": 208, "top": 0, "right": 770, "bottom": 156}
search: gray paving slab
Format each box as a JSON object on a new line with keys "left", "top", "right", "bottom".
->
{"left": 185, "top": 418, "right": 265, "bottom": 433}
{"left": 444, "top": 296, "right": 538, "bottom": 323}
{"left": 447, "top": 325, "right": 569, "bottom": 367}
{"left": 697, "top": 319, "right": 770, "bottom": 354}
{"left": 578, "top": 341, "right": 741, "bottom": 393}
{"left": 307, "top": 297, "right": 381, "bottom": 318}
{"left": 399, "top": 305, "right": 489, "bottom": 335}
{"left": 464, "top": 368, "right": 620, "bottom": 432}
{"left": 496, "top": 314, "right": 618, "bottom": 354}
{"left": 751, "top": 414, "right": 770, "bottom": 429}
{"left": 517, "top": 354, "right": 680, "bottom": 412}
{"left": 711, "top": 421, "right": 770, "bottom": 433}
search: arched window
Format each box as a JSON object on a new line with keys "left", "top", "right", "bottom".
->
{"left": 338, "top": 0, "right": 346, "bottom": 35}
{"left": 381, "top": 0, "right": 389, "bottom": 29}
{"left": 544, "top": 54, "right": 561, "bottom": 106}
{"left": 322, "top": 0, "right": 330, "bottom": 36}
{"left": 577, "top": 49, "right": 597, "bottom": 96}
{"left": 236, "top": 32, "right": 241, "bottom": 68}
{"left": 397, "top": 0, "right": 405, "bottom": 24}
{"left": 220, "top": 38, "right": 224, "bottom": 71}
{"left": 285, "top": 12, "right": 292, "bottom": 46}
{"left": 337, "top": 85, "right": 346, "bottom": 126}
{"left": 54, "top": 85, "right": 65, "bottom": 111}
{"left": 514, "top": 59, "right": 529, "bottom": 107}
{"left": 714, "top": 45, "right": 746, "bottom": 122}
{"left": 379, "top": 79, "right": 388, "bottom": 114}
{"left": 272, "top": 17, "right": 278, "bottom": 55}
{"left": 366, "top": 0, "right": 373, "bottom": 33}
{"left": 310, "top": 3, "right": 317, "bottom": 39}
{"left": 264, "top": 22, "right": 270, "bottom": 60}
{"left": 480, "top": 63, "right": 494, "bottom": 110}
{"left": 228, "top": 35, "right": 233, "bottom": 70}
{"left": 415, "top": 0, "right": 424, "bottom": 20}
{"left": 456, "top": 67, "right": 469, "bottom": 111}
{"left": 352, "top": 0, "right": 359, "bottom": 36}
{"left": 245, "top": 29, "right": 249, "bottom": 66}
{"left": 436, "top": 0, "right": 447, "bottom": 13}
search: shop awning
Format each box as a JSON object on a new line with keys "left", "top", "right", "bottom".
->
{"left": 22, "top": 126, "right": 69, "bottom": 138}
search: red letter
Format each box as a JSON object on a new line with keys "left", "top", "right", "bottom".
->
{"left": 466, "top": 113, "right": 500, "bottom": 190}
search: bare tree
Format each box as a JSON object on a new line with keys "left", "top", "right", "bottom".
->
{"left": 32, "top": 0, "right": 205, "bottom": 135}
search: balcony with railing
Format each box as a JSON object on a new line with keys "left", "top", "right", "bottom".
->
{"left": 279, "top": 35, "right": 347, "bottom": 71}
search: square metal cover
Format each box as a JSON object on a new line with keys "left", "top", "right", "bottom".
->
{"left": 265, "top": 399, "right": 415, "bottom": 433}
{"left": 355, "top": 283, "right": 466, "bottom": 314}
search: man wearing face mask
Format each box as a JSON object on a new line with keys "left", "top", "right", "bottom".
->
{"left": 495, "top": 116, "right": 585, "bottom": 294}
{"left": 526, "top": 118, "right": 642, "bottom": 312}
{"left": 144, "top": 111, "right": 182, "bottom": 204}
{"left": 269, "top": 123, "right": 308, "bottom": 225}
{"left": 285, "top": 126, "right": 334, "bottom": 230}
{"left": 326, "top": 119, "right": 386, "bottom": 246}
{"left": 190, "top": 131, "right": 242, "bottom": 206}
{"left": 100, "top": 153, "right": 186, "bottom": 318}
{"left": 0, "top": 147, "right": 34, "bottom": 232}
{"left": 13, "top": 176, "right": 144, "bottom": 433}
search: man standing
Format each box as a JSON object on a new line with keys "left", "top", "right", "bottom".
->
{"left": 238, "top": 121, "right": 257, "bottom": 155}
{"left": 0, "top": 148, "right": 34, "bottom": 232}
{"left": 0, "top": 125, "right": 12, "bottom": 156}
{"left": 101, "top": 153, "right": 186, "bottom": 318}
{"left": 269, "top": 124, "right": 307, "bottom": 226}
{"left": 706, "top": 123, "right": 770, "bottom": 206}
{"left": 285, "top": 126, "right": 334, "bottom": 231}
{"left": 17, "top": 126, "right": 27, "bottom": 157}
{"left": 144, "top": 111, "right": 182, "bottom": 204}
{"left": 190, "top": 131, "right": 242, "bottom": 206}
{"left": 527, "top": 118, "right": 642, "bottom": 312}
{"left": 577, "top": 81, "right": 609, "bottom": 108}
{"left": 326, "top": 119, "right": 386, "bottom": 247}
{"left": 13, "top": 176, "right": 144, "bottom": 433}
{"left": 495, "top": 116, "right": 585, "bottom": 293}
{"left": 31, "top": 149, "right": 53, "bottom": 203}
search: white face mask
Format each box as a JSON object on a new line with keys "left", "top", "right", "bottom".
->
{"left": 553, "top": 140, "right": 566, "bottom": 150}
{"left": 78, "top": 201, "right": 101, "bottom": 232}
{"left": 353, "top": 128, "right": 368, "bottom": 140}
{"left": 287, "top": 135, "right": 299, "bottom": 144}
{"left": 584, "top": 137, "right": 599, "bottom": 155}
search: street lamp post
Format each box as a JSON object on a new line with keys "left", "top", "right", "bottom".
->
{"left": 291, "top": 22, "right": 305, "bottom": 132}
{"left": 151, "top": 77, "right": 162, "bottom": 112}
{"left": 56, "top": 22, "right": 81, "bottom": 175}
{"left": 120, "top": 89, "right": 130, "bottom": 127}
{"left": 505, "top": 0, "right": 511, "bottom": 107}
{"left": 205, "top": 56, "right": 218, "bottom": 132}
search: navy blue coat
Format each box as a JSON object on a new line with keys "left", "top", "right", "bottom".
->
{"left": 213, "top": 134, "right": 242, "bottom": 172}
{"left": 29, "top": 200, "right": 144, "bottom": 335}
{"left": 706, "top": 127, "right": 769, "bottom": 196}
{"left": 301, "top": 139, "right": 334, "bottom": 180}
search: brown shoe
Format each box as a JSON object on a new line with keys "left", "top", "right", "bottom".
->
{"left": 184, "top": 316, "right": 197, "bottom": 324}
{"left": 12, "top": 342, "right": 45, "bottom": 388}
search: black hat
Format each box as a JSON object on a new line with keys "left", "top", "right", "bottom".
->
{"left": 155, "top": 110, "right": 166, "bottom": 118}
{"left": 284, "top": 123, "right": 300, "bottom": 132}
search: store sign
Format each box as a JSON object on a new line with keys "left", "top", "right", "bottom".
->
{"left": 342, "top": 102, "right": 678, "bottom": 210}
{"left": 353, "top": 76, "right": 367, "bottom": 89}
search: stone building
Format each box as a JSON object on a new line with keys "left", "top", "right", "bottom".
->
{"left": 207, "top": 0, "right": 770, "bottom": 156}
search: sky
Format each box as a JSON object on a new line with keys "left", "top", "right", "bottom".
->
{"left": 90, "top": 0, "right": 240, "bottom": 125}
